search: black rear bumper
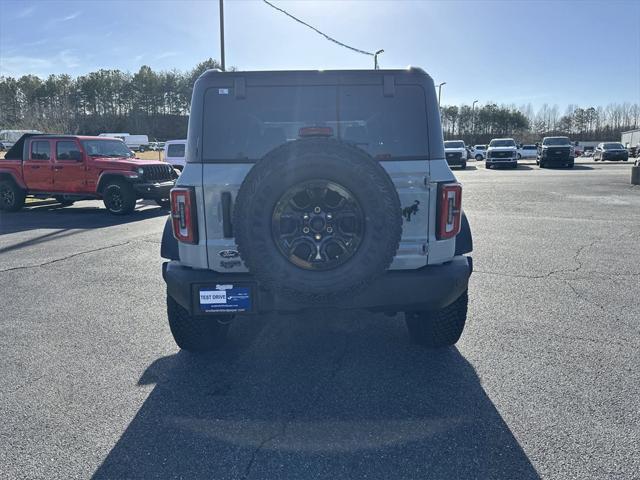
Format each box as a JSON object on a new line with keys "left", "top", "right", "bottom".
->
{"left": 133, "top": 181, "right": 174, "bottom": 200}
{"left": 163, "top": 256, "right": 472, "bottom": 315}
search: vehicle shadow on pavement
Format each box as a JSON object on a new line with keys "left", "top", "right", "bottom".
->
{"left": 0, "top": 202, "right": 167, "bottom": 236}
{"left": 92, "top": 312, "right": 540, "bottom": 480}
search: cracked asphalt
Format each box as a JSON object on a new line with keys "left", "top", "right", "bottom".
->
{"left": 1, "top": 161, "right": 639, "bottom": 479}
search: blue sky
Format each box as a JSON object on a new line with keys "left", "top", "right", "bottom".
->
{"left": 0, "top": 0, "right": 638, "bottom": 108}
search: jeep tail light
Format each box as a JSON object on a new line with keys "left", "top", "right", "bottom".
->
{"left": 171, "top": 187, "right": 198, "bottom": 244}
{"left": 437, "top": 183, "right": 462, "bottom": 240}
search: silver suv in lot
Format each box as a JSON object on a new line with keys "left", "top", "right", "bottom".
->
{"left": 160, "top": 69, "right": 473, "bottom": 352}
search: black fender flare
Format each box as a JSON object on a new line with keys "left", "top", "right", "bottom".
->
{"left": 161, "top": 217, "right": 179, "bottom": 260}
{"left": 455, "top": 211, "right": 473, "bottom": 255}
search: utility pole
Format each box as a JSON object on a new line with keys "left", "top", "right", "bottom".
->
{"left": 374, "top": 50, "right": 384, "bottom": 70}
{"left": 437, "top": 82, "right": 446, "bottom": 107}
{"left": 219, "top": 0, "right": 226, "bottom": 71}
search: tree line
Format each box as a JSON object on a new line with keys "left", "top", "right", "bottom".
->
{"left": 0, "top": 59, "right": 222, "bottom": 140}
{"left": 1, "top": 59, "right": 638, "bottom": 143}
{"left": 441, "top": 102, "right": 640, "bottom": 145}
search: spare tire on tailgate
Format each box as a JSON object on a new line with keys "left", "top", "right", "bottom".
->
{"left": 233, "top": 137, "right": 402, "bottom": 301}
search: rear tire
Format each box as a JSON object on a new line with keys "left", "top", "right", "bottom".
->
{"left": 103, "top": 179, "right": 136, "bottom": 215}
{"left": 0, "top": 179, "right": 26, "bottom": 212}
{"left": 405, "top": 291, "right": 468, "bottom": 348}
{"left": 54, "top": 195, "right": 75, "bottom": 207}
{"left": 167, "top": 294, "right": 231, "bottom": 352}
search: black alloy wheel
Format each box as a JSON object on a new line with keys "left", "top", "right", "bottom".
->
{"left": 272, "top": 180, "right": 364, "bottom": 271}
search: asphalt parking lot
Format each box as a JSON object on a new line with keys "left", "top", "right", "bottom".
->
{"left": 1, "top": 159, "right": 638, "bottom": 479}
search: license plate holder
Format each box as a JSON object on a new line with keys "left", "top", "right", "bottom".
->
{"left": 196, "top": 284, "right": 253, "bottom": 314}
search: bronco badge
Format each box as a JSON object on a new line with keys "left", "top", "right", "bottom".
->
{"left": 402, "top": 200, "right": 420, "bottom": 222}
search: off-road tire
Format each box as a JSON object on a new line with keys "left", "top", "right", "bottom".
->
{"left": 103, "top": 179, "right": 136, "bottom": 215}
{"left": 233, "top": 137, "right": 402, "bottom": 302}
{"left": 0, "top": 179, "right": 26, "bottom": 212}
{"left": 405, "top": 291, "right": 468, "bottom": 348}
{"left": 155, "top": 199, "right": 171, "bottom": 210}
{"left": 167, "top": 295, "right": 231, "bottom": 352}
{"left": 54, "top": 195, "right": 75, "bottom": 207}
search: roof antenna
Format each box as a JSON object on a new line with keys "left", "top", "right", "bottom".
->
{"left": 374, "top": 49, "right": 384, "bottom": 70}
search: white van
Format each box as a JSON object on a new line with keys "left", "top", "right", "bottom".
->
{"left": 0, "top": 129, "right": 42, "bottom": 150}
{"left": 98, "top": 133, "right": 149, "bottom": 151}
{"left": 163, "top": 139, "right": 187, "bottom": 170}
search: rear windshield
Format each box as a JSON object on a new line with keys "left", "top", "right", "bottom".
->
{"left": 444, "top": 141, "right": 464, "bottom": 148}
{"left": 202, "top": 85, "right": 428, "bottom": 161}
{"left": 167, "top": 143, "right": 185, "bottom": 157}
{"left": 542, "top": 137, "right": 570, "bottom": 146}
{"left": 489, "top": 139, "right": 516, "bottom": 147}
{"left": 603, "top": 143, "right": 624, "bottom": 150}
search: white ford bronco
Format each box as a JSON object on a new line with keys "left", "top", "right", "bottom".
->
{"left": 161, "top": 69, "right": 473, "bottom": 352}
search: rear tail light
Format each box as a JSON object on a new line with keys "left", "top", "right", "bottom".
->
{"left": 170, "top": 187, "right": 198, "bottom": 244}
{"left": 437, "top": 183, "right": 462, "bottom": 240}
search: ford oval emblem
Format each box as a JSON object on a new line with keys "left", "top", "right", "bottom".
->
{"left": 219, "top": 249, "right": 239, "bottom": 259}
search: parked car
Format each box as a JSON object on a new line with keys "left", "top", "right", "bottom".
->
{"left": 444, "top": 140, "right": 468, "bottom": 169}
{"left": 486, "top": 138, "right": 518, "bottom": 169}
{"left": 163, "top": 139, "right": 187, "bottom": 170}
{"left": 583, "top": 146, "right": 594, "bottom": 157}
{"left": 472, "top": 145, "right": 487, "bottom": 160}
{"left": 517, "top": 144, "right": 538, "bottom": 160}
{"left": 593, "top": 142, "right": 629, "bottom": 162}
{"left": 148, "top": 141, "right": 165, "bottom": 151}
{"left": 160, "top": 68, "right": 473, "bottom": 352}
{"left": 537, "top": 136, "right": 574, "bottom": 168}
{"left": 0, "top": 129, "right": 42, "bottom": 151}
{"left": 0, "top": 134, "right": 177, "bottom": 214}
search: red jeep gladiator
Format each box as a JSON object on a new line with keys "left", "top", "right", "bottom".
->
{"left": 0, "top": 134, "right": 177, "bottom": 214}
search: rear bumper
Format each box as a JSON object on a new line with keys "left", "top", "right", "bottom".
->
{"left": 133, "top": 181, "right": 174, "bottom": 200}
{"left": 163, "top": 256, "right": 473, "bottom": 315}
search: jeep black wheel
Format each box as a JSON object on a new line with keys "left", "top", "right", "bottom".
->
{"left": 103, "top": 180, "right": 136, "bottom": 215}
{"left": 405, "top": 291, "right": 468, "bottom": 348}
{"left": 167, "top": 294, "right": 231, "bottom": 352}
{"left": 0, "top": 179, "right": 26, "bottom": 212}
{"left": 54, "top": 195, "right": 75, "bottom": 207}
{"left": 155, "top": 199, "right": 171, "bottom": 210}
{"left": 233, "top": 138, "right": 402, "bottom": 301}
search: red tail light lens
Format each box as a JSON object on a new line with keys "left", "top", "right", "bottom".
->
{"left": 170, "top": 187, "right": 198, "bottom": 244}
{"left": 437, "top": 183, "right": 462, "bottom": 240}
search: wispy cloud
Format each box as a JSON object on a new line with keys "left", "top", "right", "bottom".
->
{"left": 0, "top": 50, "right": 81, "bottom": 77}
{"left": 62, "top": 11, "right": 81, "bottom": 21}
{"left": 156, "top": 51, "right": 178, "bottom": 60}
{"left": 16, "top": 5, "right": 36, "bottom": 18}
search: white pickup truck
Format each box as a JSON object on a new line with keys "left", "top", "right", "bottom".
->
{"left": 444, "top": 140, "right": 468, "bottom": 169}
{"left": 486, "top": 138, "right": 518, "bottom": 169}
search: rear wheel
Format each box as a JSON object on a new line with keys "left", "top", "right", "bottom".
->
{"left": 167, "top": 294, "right": 231, "bottom": 352}
{"left": 0, "top": 179, "right": 26, "bottom": 212}
{"left": 405, "top": 291, "right": 468, "bottom": 348}
{"left": 103, "top": 180, "right": 136, "bottom": 215}
{"left": 54, "top": 195, "right": 75, "bottom": 207}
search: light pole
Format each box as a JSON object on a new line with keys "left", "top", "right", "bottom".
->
{"left": 437, "top": 82, "right": 446, "bottom": 107}
{"left": 219, "top": 0, "right": 225, "bottom": 71}
{"left": 472, "top": 99, "right": 478, "bottom": 143}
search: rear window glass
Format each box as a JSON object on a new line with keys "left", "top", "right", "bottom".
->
{"left": 56, "top": 141, "right": 81, "bottom": 160}
{"left": 202, "top": 85, "right": 428, "bottom": 161}
{"left": 167, "top": 144, "right": 186, "bottom": 157}
{"left": 31, "top": 141, "right": 50, "bottom": 160}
